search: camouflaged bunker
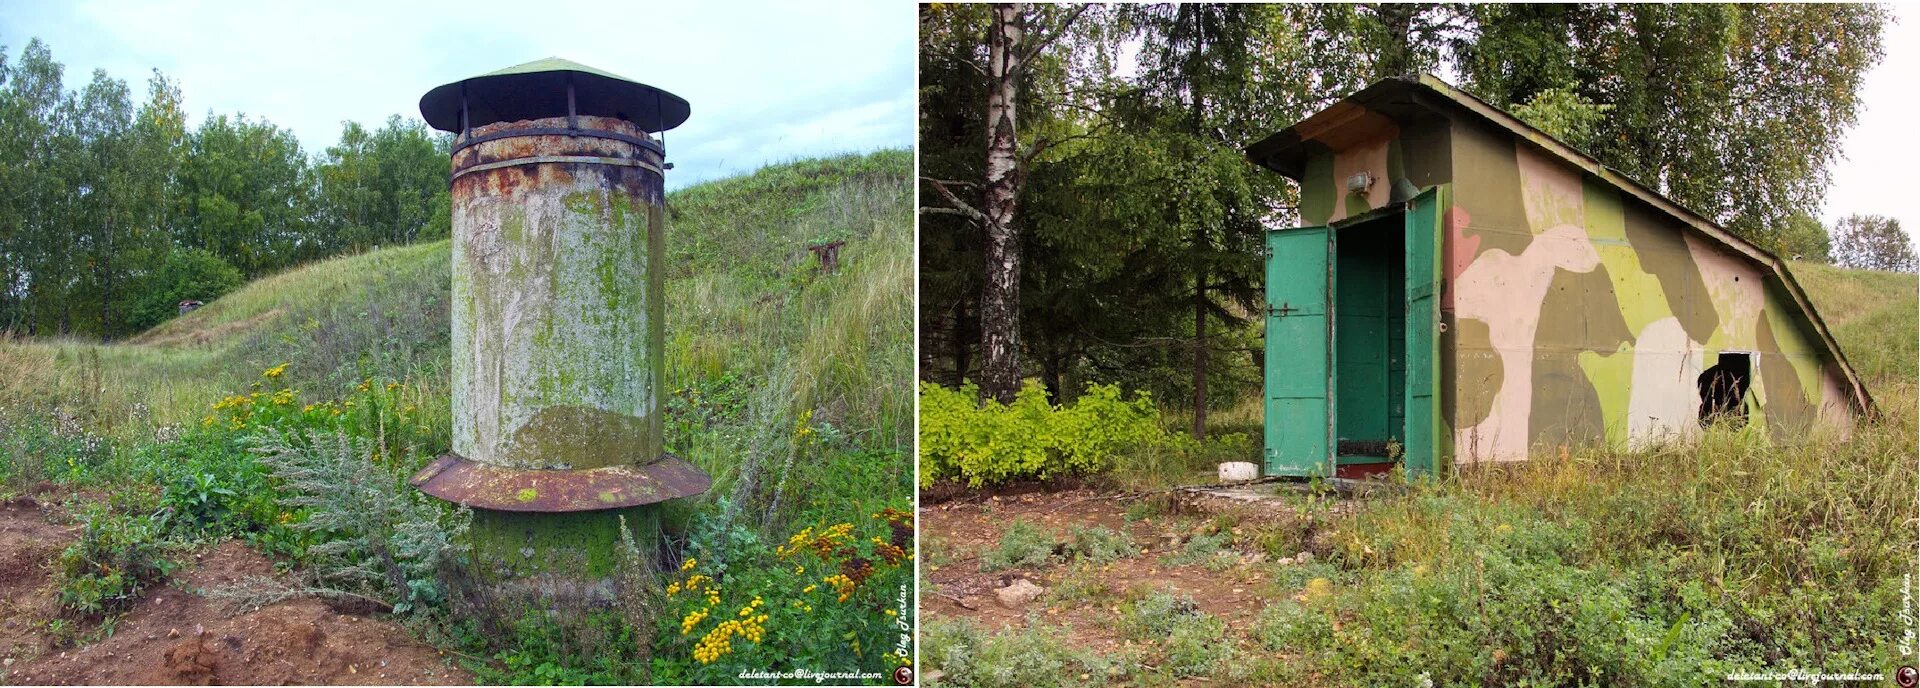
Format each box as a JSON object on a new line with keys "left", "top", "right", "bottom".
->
{"left": 1245, "top": 75, "right": 1871, "bottom": 479}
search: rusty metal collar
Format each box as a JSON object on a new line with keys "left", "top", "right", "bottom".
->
{"left": 410, "top": 453, "right": 710, "bottom": 512}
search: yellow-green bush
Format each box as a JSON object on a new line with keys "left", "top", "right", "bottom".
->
{"left": 918, "top": 380, "right": 1171, "bottom": 486}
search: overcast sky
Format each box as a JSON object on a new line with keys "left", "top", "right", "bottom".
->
{"left": 0, "top": 0, "right": 914, "bottom": 190}
{"left": 1821, "top": 3, "right": 1916, "bottom": 243}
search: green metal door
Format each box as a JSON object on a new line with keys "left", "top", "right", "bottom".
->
{"left": 1264, "top": 227, "right": 1332, "bottom": 477}
{"left": 1402, "top": 187, "right": 1445, "bottom": 476}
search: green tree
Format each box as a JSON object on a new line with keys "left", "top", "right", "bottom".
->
{"left": 1458, "top": 3, "right": 1887, "bottom": 245}
{"left": 1776, "top": 213, "right": 1832, "bottom": 264}
{"left": 0, "top": 37, "right": 451, "bottom": 338}
{"left": 314, "top": 115, "right": 450, "bottom": 253}
{"left": 126, "top": 248, "right": 243, "bottom": 332}
{"left": 1830, "top": 215, "right": 1915, "bottom": 273}
{"left": 174, "top": 113, "right": 313, "bottom": 279}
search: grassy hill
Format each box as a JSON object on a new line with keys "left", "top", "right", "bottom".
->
{"left": 0, "top": 150, "right": 915, "bottom": 682}
{"left": 1788, "top": 260, "right": 1918, "bottom": 387}
{"left": 1, "top": 150, "right": 913, "bottom": 465}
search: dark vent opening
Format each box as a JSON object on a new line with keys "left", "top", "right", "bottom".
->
{"left": 1697, "top": 352, "right": 1752, "bottom": 427}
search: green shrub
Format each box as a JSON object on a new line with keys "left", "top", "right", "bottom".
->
{"left": 251, "top": 428, "right": 466, "bottom": 615}
{"left": 652, "top": 507, "right": 915, "bottom": 684}
{"left": 1162, "top": 532, "right": 1237, "bottom": 570}
{"left": 1062, "top": 525, "right": 1135, "bottom": 564}
{"left": 128, "top": 248, "right": 245, "bottom": 333}
{"left": 56, "top": 505, "right": 177, "bottom": 615}
{"left": 980, "top": 519, "right": 1056, "bottom": 571}
{"left": 919, "top": 380, "right": 1170, "bottom": 486}
{"left": 471, "top": 609, "right": 650, "bottom": 686}
{"left": 1251, "top": 600, "right": 1328, "bottom": 652}
{"left": 1116, "top": 591, "right": 1230, "bottom": 678}
{"left": 923, "top": 617, "right": 1124, "bottom": 688}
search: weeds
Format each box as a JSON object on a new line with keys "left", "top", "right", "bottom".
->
{"left": 980, "top": 519, "right": 1056, "bottom": 571}
{"left": 251, "top": 428, "right": 467, "bottom": 615}
{"left": 55, "top": 504, "right": 177, "bottom": 616}
{"left": 923, "top": 617, "right": 1125, "bottom": 688}
{"left": 1062, "top": 525, "right": 1134, "bottom": 564}
{"left": 1161, "top": 532, "right": 1238, "bottom": 571}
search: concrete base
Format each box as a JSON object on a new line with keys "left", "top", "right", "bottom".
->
{"left": 468, "top": 506, "right": 660, "bottom": 608}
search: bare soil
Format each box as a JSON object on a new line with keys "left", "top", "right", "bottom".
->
{"left": 921, "top": 486, "right": 1328, "bottom": 657}
{"left": 0, "top": 495, "right": 474, "bottom": 686}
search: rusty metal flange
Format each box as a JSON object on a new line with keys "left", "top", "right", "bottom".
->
{"left": 409, "top": 453, "right": 710, "bottom": 512}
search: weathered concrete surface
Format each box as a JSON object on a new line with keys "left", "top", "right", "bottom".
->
{"left": 450, "top": 115, "right": 667, "bottom": 471}
{"left": 470, "top": 506, "right": 660, "bottom": 604}
{"left": 445, "top": 114, "right": 673, "bottom": 603}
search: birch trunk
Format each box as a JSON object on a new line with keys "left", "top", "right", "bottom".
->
{"left": 979, "top": 2, "right": 1025, "bottom": 404}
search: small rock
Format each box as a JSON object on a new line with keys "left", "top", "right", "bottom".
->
{"left": 1278, "top": 556, "right": 1295, "bottom": 566}
{"left": 167, "top": 628, "right": 180, "bottom": 638}
{"left": 994, "top": 579, "right": 1045, "bottom": 609}
{"left": 3, "top": 658, "right": 14, "bottom": 667}
{"left": 1294, "top": 551, "right": 1314, "bottom": 564}
{"left": 194, "top": 623, "right": 206, "bottom": 637}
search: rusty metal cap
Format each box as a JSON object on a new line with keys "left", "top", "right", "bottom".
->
{"left": 410, "top": 453, "right": 711, "bottom": 512}
{"left": 420, "top": 57, "right": 691, "bottom": 134}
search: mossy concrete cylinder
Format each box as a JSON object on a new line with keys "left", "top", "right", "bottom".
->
{"left": 451, "top": 114, "right": 665, "bottom": 470}
{"left": 450, "top": 114, "right": 666, "bottom": 592}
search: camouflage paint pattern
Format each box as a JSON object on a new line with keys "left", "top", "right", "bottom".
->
{"left": 1262, "top": 78, "right": 1864, "bottom": 467}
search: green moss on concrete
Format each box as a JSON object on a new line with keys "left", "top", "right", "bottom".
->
{"left": 470, "top": 506, "right": 661, "bottom": 582}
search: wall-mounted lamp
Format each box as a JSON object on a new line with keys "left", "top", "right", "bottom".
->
{"left": 1346, "top": 171, "right": 1375, "bottom": 195}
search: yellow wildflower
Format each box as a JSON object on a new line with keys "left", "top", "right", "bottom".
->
{"left": 262, "top": 363, "right": 288, "bottom": 379}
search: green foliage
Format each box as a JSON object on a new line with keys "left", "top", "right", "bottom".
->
{"left": 979, "top": 519, "right": 1056, "bottom": 572}
{"left": 922, "top": 617, "right": 1125, "bottom": 688}
{"left": 1509, "top": 87, "right": 1613, "bottom": 151}
{"left": 55, "top": 504, "right": 176, "bottom": 616}
{"left": 1462, "top": 3, "right": 1887, "bottom": 242}
{"left": 1061, "top": 525, "right": 1134, "bottom": 564}
{"left": 470, "top": 610, "right": 650, "bottom": 686}
{"left": 919, "top": 380, "right": 1170, "bottom": 486}
{"left": 127, "top": 249, "right": 244, "bottom": 337}
{"left": 0, "top": 405, "right": 114, "bottom": 487}
{"left": 313, "top": 115, "right": 452, "bottom": 253}
{"left": 1113, "top": 591, "right": 1233, "bottom": 678}
{"left": 1775, "top": 213, "right": 1833, "bottom": 263}
{"left": 1160, "top": 532, "right": 1237, "bottom": 571}
{"left": 652, "top": 508, "right": 915, "bottom": 684}
{"left": 251, "top": 428, "right": 466, "bottom": 615}
{"left": 1830, "top": 214, "right": 1916, "bottom": 273}
{"left": 0, "top": 38, "right": 450, "bottom": 338}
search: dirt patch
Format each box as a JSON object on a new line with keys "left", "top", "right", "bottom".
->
{"left": 921, "top": 488, "right": 1320, "bottom": 656}
{"left": 0, "top": 496, "right": 78, "bottom": 668}
{"left": 5, "top": 531, "right": 472, "bottom": 685}
{"left": 130, "top": 308, "right": 283, "bottom": 349}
